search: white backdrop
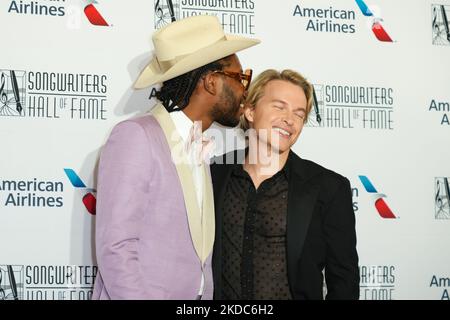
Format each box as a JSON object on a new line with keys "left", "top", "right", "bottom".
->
{"left": 1, "top": 0, "right": 449, "bottom": 300}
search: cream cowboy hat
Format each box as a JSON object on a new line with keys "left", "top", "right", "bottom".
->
{"left": 134, "top": 15, "right": 260, "bottom": 89}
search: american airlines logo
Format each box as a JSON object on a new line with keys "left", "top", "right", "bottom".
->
{"left": 355, "top": 0, "right": 394, "bottom": 42}
{"left": 83, "top": 0, "right": 110, "bottom": 26}
{"left": 359, "top": 175, "right": 396, "bottom": 219}
{"left": 64, "top": 169, "right": 96, "bottom": 215}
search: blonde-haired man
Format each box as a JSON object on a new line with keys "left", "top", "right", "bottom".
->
{"left": 211, "top": 69, "right": 359, "bottom": 300}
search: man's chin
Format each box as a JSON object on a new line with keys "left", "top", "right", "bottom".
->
{"left": 269, "top": 143, "right": 291, "bottom": 155}
{"left": 216, "top": 117, "right": 240, "bottom": 128}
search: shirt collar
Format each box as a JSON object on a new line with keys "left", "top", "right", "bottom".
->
{"left": 232, "top": 149, "right": 293, "bottom": 180}
{"left": 168, "top": 109, "right": 194, "bottom": 143}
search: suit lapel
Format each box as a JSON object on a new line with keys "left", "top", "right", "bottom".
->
{"left": 212, "top": 149, "right": 246, "bottom": 212}
{"left": 210, "top": 158, "right": 236, "bottom": 298}
{"left": 152, "top": 104, "right": 214, "bottom": 263}
{"left": 211, "top": 150, "right": 244, "bottom": 256}
{"left": 202, "top": 164, "right": 215, "bottom": 263}
{"left": 286, "top": 156, "right": 320, "bottom": 287}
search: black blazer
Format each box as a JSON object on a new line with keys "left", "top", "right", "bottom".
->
{"left": 211, "top": 150, "right": 359, "bottom": 300}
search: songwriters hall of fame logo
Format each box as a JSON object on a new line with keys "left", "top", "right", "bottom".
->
{"left": 432, "top": 4, "right": 450, "bottom": 46}
{"left": 0, "top": 265, "right": 96, "bottom": 300}
{"left": 0, "top": 68, "right": 108, "bottom": 120}
{"left": 154, "top": 0, "right": 179, "bottom": 29}
{"left": 0, "top": 265, "right": 23, "bottom": 300}
{"left": 306, "top": 84, "right": 394, "bottom": 130}
{"left": 0, "top": 70, "right": 26, "bottom": 117}
{"left": 306, "top": 85, "right": 324, "bottom": 127}
{"left": 154, "top": 0, "right": 255, "bottom": 35}
{"left": 435, "top": 177, "right": 450, "bottom": 219}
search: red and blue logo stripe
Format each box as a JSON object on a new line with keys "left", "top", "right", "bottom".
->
{"left": 64, "top": 168, "right": 96, "bottom": 215}
{"left": 83, "top": 0, "right": 110, "bottom": 26}
{"left": 355, "top": 0, "right": 393, "bottom": 42}
{"left": 359, "top": 175, "right": 396, "bottom": 219}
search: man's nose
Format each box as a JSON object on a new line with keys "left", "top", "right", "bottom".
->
{"left": 284, "top": 112, "right": 295, "bottom": 126}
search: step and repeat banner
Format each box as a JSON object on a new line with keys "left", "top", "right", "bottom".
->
{"left": 1, "top": 0, "right": 449, "bottom": 300}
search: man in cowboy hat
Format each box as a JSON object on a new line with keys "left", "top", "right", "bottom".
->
{"left": 92, "top": 15, "right": 260, "bottom": 300}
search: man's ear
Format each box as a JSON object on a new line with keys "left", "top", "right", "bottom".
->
{"left": 203, "top": 73, "right": 219, "bottom": 96}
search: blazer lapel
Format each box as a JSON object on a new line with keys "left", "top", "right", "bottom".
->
{"left": 210, "top": 156, "right": 237, "bottom": 298}
{"left": 152, "top": 104, "right": 209, "bottom": 263}
{"left": 202, "top": 164, "right": 215, "bottom": 263}
{"left": 212, "top": 149, "right": 246, "bottom": 211}
{"left": 286, "top": 156, "right": 320, "bottom": 287}
{"left": 211, "top": 150, "right": 244, "bottom": 252}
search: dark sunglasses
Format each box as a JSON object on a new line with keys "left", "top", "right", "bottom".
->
{"left": 210, "top": 69, "right": 253, "bottom": 91}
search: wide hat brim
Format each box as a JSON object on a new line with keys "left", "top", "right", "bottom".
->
{"left": 134, "top": 34, "right": 260, "bottom": 89}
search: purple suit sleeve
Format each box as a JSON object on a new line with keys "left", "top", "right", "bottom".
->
{"left": 95, "top": 120, "right": 153, "bottom": 299}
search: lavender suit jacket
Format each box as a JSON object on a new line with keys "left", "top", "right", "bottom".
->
{"left": 92, "top": 104, "right": 215, "bottom": 300}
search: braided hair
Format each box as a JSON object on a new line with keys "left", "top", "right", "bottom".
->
{"left": 152, "top": 56, "right": 231, "bottom": 112}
